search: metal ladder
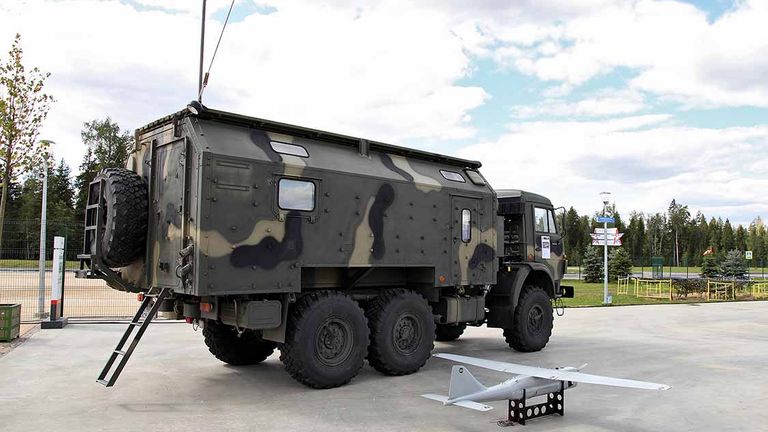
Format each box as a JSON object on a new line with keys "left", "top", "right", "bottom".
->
{"left": 97, "top": 288, "right": 170, "bottom": 387}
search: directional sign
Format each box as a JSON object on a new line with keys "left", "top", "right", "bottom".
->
{"left": 592, "top": 237, "right": 623, "bottom": 246}
{"left": 596, "top": 216, "right": 615, "bottom": 223}
{"left": 746, "top": 251, "right": 753, "bottom": 260}
{"left": 593, "top": 228, "right": 618, "bottom": 235}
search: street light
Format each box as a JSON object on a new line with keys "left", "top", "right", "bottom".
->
{"left": 600, "top": 192, "right": 611, "bottom": 305}
{"left": 37, "top": 144, "right": 53, "bottom": 318}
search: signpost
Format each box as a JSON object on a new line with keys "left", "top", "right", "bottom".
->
{"left": 746, "top": 251, "right": 752, "bottom": 281}
{"left": 598, "top": 192, "right": 613, "bottom": 305}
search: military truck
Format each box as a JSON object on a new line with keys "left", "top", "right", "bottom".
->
{"left": 78, "top": 102, "right": 572, "bottom": 389}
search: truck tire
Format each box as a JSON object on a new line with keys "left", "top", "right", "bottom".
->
{"left": 435, "top": 323, "right": 466, "bottom": 342}
{"left": 280, "top": 291, "right": 369, "bottom": 389}
{"left": 203, "top": 321, "right": 276, "bottom": 365}
{"left": 504, "top": 285, "right": 553, "bottom": 352}
{"left": 366, "top": 289, "right": 436, "bottom": 376}
{"left": 96, "top": 168, "right": 148, "bottom": 267}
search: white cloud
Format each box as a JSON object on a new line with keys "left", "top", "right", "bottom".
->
{"left": 511, "top": 89, "right": 646, "bottom": 118}
{"left": 457, "top": 117, "right": 768, "bottom": 225}
{"left": 0, "top": 0, "right": 487, "bottom": 171}
{"left": 491, "top": 0, "right": 768, "bottom": 108}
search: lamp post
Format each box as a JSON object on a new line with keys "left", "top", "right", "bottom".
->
{"left": 600, "top": 192, "right": 612, "bottom": 305}
{"left": 37, "top": 152, "right": 50, "bottom": 318}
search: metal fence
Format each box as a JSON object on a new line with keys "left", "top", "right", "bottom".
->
{"left": 0, "top": 220, "right": 139, "bottom": 322}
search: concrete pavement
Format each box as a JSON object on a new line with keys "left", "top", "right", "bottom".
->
{"left": 1, "top": 302, "right": 767, "bottom": 431}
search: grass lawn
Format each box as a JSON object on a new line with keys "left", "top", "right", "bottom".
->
{"left": 561, "top": 280, "right": 695, "bottom": 307}
{"left": 0, "top": 259, "right": 81, "bottom": 270}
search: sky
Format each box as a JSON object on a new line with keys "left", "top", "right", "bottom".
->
{"left": 0, "top": 0, "right": 766, "bottom": 225}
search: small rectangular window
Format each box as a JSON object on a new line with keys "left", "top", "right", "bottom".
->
{"left": 464, "top": 170, "right": 486, "bottom": 186}
{"left": 270, "top": 141, "right": 309, "bottom": 158}
{"left": 461, "top": 209, "right": 471, "bottom": 242}
{"left": 440, "top": 170, "right": 465, "bottom": 182}
{"left": 278, "top": 178, "right": 315, "bottom": 211}
{"left": 534, "top": 207, "right": 548, "bottom": 232}
{"left": 547, "top": 210, "right": 558, "bottom": 234}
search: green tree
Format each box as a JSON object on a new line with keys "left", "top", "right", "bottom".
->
{"left": 608, "top": 247, "right": 632, "bottom": 280}
{"left": 0, "top": 34, "right": 53, "bottom": 247}
{"left": 667, "top": 199, "right": 690, "bottom": 266}
{"left": 721, "top": 249, "right": 746, "bottom": 279}
{"left": 735, "top": 225, "right": 747, "bottom": 252}
{"left": 721, "top": 219, "right": 735, "bottom": 252}
{"left": 583, "top": 246, "right": 604, "bottom": 283}
{"left": 74, "top": 118, "right": 134, "bottom": 219}
{"left": 700, "top": 254, "right": 720, "bottom": 278}
{"left": 626, "top": 211, "right": 646, "bottom": 265}
{"left": 708, "top": 217, "right": 722, "bottom": 252}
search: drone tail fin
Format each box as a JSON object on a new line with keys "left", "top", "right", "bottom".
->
{"left": 448, "top": 365, "right": 486, "bottom": 399}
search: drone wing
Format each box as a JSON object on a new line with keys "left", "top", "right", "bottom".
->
{"left": 434, "top": 353, "right": 669, "bottom": 391}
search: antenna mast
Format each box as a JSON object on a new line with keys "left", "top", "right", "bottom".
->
{"left": 198, "top": 0, "right": 207, "bottom": 102}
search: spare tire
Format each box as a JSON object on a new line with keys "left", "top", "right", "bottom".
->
{"left": 96, "top": 168, "right": 148, "bottom": 267}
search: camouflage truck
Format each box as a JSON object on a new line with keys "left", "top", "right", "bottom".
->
{"left": 78, "top": 102, "right": 573, "bottom": 389}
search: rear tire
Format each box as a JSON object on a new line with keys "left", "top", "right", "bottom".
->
{"left": 366, "top": 289, "right": 435, "bottom": 376}
{"left": 203, "top": 321, "right": 276, "bottom": 366}
{"left": 96, "top": 168, "right": 148, "bottom": 267}
{"left": 435, "top": 323, "right": 466, "bottom": 342}
{"left": 280, "top": 291, "right": 369, "bottom": 389}
{"left": 504, "top": 285, "right": 553, "bottom": 352}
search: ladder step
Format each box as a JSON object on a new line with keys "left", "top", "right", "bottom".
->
{"left": 96, "top": 287, "right": 169, "bottom": 388}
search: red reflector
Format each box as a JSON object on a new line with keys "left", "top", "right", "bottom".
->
{"left": 185, "top": 317, "right": 194, "bottom": 324}
{"left": 137, "top": 293, "right": 145, "bottom": 302}
{"left": 200, "top": 302, "right": 212, "bottom": 313}
{"left": 51, "top": 299, "right": 59, "bottom": 305}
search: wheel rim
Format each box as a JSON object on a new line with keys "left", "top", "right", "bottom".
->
{"left": 392, "top": 312, "right": 422, "bottom": 355}
{"left": 315, "top": 316, "right": 354, "bottom": 367}
{"left": 527, "top": 305, "right": 544, "bottom": 334}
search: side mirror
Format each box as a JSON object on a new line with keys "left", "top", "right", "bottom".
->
{"left": 554, "top": 206, "right": 566, "bottom": 237}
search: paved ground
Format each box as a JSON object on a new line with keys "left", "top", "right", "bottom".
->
{"left": 1, "top": 302, "right": 767, "bottom": 431}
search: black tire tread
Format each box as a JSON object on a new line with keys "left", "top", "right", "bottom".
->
{"left": 280, "top": 291, "right": 368, "bottom": 389}
{"left": 366, "top": 288, "right": 436, "bottom": 376}
{"left": 203, "top": 321, "right": 276, "bottom": 366}
{"left": 504, "top": 285, "right": 553, "bottom": 352}
{"left": 97, "top": 168, "right": 148, "bottom": 267}
{"left": 435, "top": 323, "right": 466, "bottom": 342}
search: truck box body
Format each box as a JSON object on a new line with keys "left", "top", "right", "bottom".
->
{"left": 123, "top": 109, "right": 499, "bottom": 297}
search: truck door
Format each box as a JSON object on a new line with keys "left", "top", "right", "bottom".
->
{"left": 533, "top": 206, "right": 564, "bottom": 281}
{"left": 150, "top": 137, "right": 187, "bottom": 289}
{"left": 451, "top": 196, "right": 480, "bottom": 286}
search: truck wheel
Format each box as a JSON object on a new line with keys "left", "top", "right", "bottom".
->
{"left": 96, "top": 168, "right": 148, "bottom": 267}
{"left": 203, "top": 321, "right": 276, "bottom": 365}
{"left": 366, "top": 289, "right": 436, "bottom": 376}
{"left": 280, "top": 291, "right": 369, "bottom": 389}
{"left": 435, "top": 323, "right": 466, "bottom": 342}
{"left": 504, "top": 285, "right": 553, "bottom": 352}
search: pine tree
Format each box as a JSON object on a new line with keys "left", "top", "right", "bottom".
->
{"left": 700, "top": 254, "right": 720, "bottom": 278}
{"left": 721, "top": 249, "right": 746, "bottom": 279}
{"left": 583, "top": 246, "right": 604, "bottom": 283}
{"left": 608, "top": 247, "right": 633, "bottom": 280}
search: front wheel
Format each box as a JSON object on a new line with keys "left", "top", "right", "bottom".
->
{"left": 504, "top": 285, "right": 553, "bottom": 352}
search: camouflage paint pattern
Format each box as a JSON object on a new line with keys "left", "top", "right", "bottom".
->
{"left": 124, "top": 109, "right": 499, "bottom": 296}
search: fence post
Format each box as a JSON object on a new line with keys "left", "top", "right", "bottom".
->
{"left": 41, "top": 236, "right": 67, "bottom": 329}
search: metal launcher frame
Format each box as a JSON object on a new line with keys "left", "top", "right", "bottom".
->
{"left": 498, "top": 382, "right": 565, "bottom": 427}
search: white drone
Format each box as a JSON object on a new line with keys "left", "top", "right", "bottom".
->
{"left": 422, "top": 353, "right": 670, "bottom": 426}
